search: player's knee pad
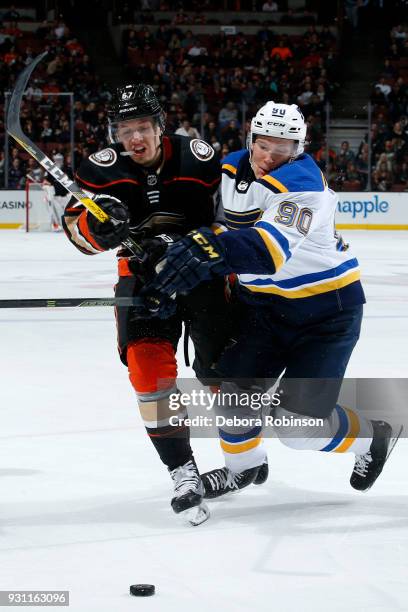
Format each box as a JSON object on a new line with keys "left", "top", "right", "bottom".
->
{"left": 127, "top": 339, "right": 177, "bottom": 400}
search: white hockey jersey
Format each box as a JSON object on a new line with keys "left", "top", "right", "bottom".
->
{"left": 215, "top": 149, "right": 365, "bottom": 315}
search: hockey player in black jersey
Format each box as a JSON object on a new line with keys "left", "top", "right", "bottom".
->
{"left": 62, "top": 83, "right": 233, "bottom": 525}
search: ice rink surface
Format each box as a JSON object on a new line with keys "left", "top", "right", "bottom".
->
{"left": 1, "top": 230, "right": 408, "bottom": 612}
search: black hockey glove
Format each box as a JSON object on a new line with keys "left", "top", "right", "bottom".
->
{"left": 128, "top": 233, "right": 182, "bottom": 283}
{"left": 141, "top": 227, "right": 232, "bottom": 312}
{"left": 87, "top": 194, "right": 130, "bottom": 250}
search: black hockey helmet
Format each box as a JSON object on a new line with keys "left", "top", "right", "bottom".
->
{"left": 107, "top": 83, "right": 165, "bottom": 142}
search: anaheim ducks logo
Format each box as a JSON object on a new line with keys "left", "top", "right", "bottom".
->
{"left": 190, "top": 139, "right": 214, "bottom": 161}
{"left": 89, "top": 148, "right": 117, "bottom": 167}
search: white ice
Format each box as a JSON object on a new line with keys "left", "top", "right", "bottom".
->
{"left": 1, "top": 230, "right": 407, "bottom": 612}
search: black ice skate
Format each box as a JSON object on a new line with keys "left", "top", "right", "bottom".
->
{"left": 169, "top": 459, "right": 210, "bottom": 526}
{"left": 350, "top": 420, "right": 403, "bottom": 492}
{"left": 202, "top": 462, "right": 268, "bottom": 499}
{"left": 254, "top": 459, "right": 269, "bottom": 485}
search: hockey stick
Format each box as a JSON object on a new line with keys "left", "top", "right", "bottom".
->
{"left": 0, "top": 297, "right": 143, "bottom": 309}
{"left": 6, "top": 51, "right": 145, "bottom": 259}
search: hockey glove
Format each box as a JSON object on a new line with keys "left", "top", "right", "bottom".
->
{"left": 143, "top": 227, "right": 232, "bottom": 303}
{"left": 128, "top": 233, "right": 182, "bottom": 283}
{"left": 87, "top": 194, "right": 130, "bottom": 250}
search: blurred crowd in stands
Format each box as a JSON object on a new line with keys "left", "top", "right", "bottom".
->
{"left": 1, "top": 9, "right": 407, "bottom": 192}
{"left": 368, "top": 23, "right": 408, "bottom": 191}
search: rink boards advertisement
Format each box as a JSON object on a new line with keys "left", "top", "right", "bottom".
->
{"left": 0, "top": 189, "right": 46, "bottom": 229}
{"left": 336, "top": 192, "right": 408, "bottom": 229}
{"left": 1, "top": 190, "right": 408, "bottom": 229}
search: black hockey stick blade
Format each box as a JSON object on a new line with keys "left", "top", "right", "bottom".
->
{"left": 0, "top": 297, "right": 145, "bottom": 309}
{"left": 6, "top": 52, "right": 144, "bottom": 258}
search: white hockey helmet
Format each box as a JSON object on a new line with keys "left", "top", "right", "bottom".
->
{"left": 249, "top": 101, "right": 307, "bottom": 157}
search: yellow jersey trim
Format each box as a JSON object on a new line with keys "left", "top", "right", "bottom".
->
{"left": 243, "top": 269, "right": 361, "bottom": 298}
{"left": 222, "top": 163, "right": 237, "bottom": 175}
{"left": 254, "top": 227, "right": 285, "bottom": 272}
{"left": 261, "top": 174, "right": 289, "bottom": 193}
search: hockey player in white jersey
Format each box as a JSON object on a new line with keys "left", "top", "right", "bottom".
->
{"left": 141, "top": 101, "right": 400, "bottom": 497}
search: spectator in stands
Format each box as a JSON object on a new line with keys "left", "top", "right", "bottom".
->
{"left": 54, "top": 21, "right": 67, "bottom": 40}
{"left": 3, "top": 5, "right": 20, "bottom": 22}
{"left": 337, "top": 141, "right": 355, "bottom": 171}
{"left": 262, "top": 0, "right": 278, "bottom": 11}
{"left": 220, "top": 119, "right": 241, "bottom": 150}
{"left": 297, "top": 83, "right": 315, "bottom": 108}
{"left": 40, "top": 118, "right": 54, "bottom": 143}
{"left": 26, "top": 158, "right": 44, "bottom": 183}
{"left": 218, "top": 101, "right": 239, "bottom": 129}
{"left": 399, "top": 161, "right": 408, "bottom": 190}
{"left": 355, "top": 143, "right": 369, "bottom": 189}
{"left": 270, "top": 39, "right": 293, "bottom": 61}
{"left": 345, "top": 161, "right": 361, "bottom": 185}
{"left": 372, "top": 161, "right": 393, "bottom": 191}
{"left": 181, "top": 30, "right": 195, "bottom": 49}
{"left": 344, "top": 0, "right": 359, "bottom": 30}
{"left": 313, "top": 141, "right": 336, "bottom": 171}
{"left": 374, "top": 77, "right": 391, "bottom": 99}
{"left": 175, "top": 119, "right": 201, "bottom": 138}
{"left": 26, "top": 79, "right": 43, "bottom": 100}
{"left": 391, "top": 24, "right": 407, "bottom": 43}
{"left": 9, "top": 158, "right": 25, "bottom": 189}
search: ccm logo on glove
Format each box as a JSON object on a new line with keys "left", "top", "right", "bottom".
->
{"left": 191, "top": 232, "right": 221, "bottom": 259}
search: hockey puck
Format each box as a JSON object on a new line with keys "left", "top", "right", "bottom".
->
{"left": 129, "top": 584, "right": 155, "bottom": 597}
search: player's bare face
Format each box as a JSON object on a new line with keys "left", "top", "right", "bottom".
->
{"left": 117, "top": 118, "right": 161, "bottom": 166}
{"left": 251, "top": 136, "right": 295, "bottom": 178}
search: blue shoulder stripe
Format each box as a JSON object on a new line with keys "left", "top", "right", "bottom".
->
{"left": 255, "top": 220, "right": 292, "bottom": 259}
{"left": 244, "top": 258, "right": 359, "bottom": 289}
{"left": 222, "top": 149, "right": 248, "bottom": 173}
{"left": 267, "top": 154, "right": 325, "bottom": 193}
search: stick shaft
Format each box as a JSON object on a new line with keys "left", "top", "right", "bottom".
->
{"left": 0, "top": 297, "right": 142, "bottom": 309}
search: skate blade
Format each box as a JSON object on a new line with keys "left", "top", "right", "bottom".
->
{"left": 386, "top": 424, "right": 403, "bottom": 460}
{"left": 178, "top": 502, "right": 210, "bottom": 527}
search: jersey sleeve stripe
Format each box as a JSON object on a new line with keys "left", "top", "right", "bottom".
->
{"left": 260, "top": 174, "right": 289, "bottom": 193}
{"left": 253, "top": 227, "right": 285, "bottom": 272}
{"left": 255, "top": 220, "right": 292, "bottom": 259}
{"left": 320, "top": 170, "right": 328, "bottom": 188}
{"left": 241, "top": 269, "right": 361, "bottom": 298}
{"left": 222, "top": 163, "right": 237, "bottom": 176}
{"left": 162, "top": 176, "right": 221, "bottom": 188}
{"left": 76, "top": 175, "right": 141, "bottom": 188}
{"left": 243, "top": 258, "right": 359, "bottom": 290}
{"left": 211, "top": 223, "right": 227, "bottom": 235}
{"left": 224, "top": 208, "right": 262, "bottom": 221}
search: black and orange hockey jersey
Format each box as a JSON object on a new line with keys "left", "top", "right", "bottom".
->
{"left": 62, "top": 135, "right": 220, "bottom": 261}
